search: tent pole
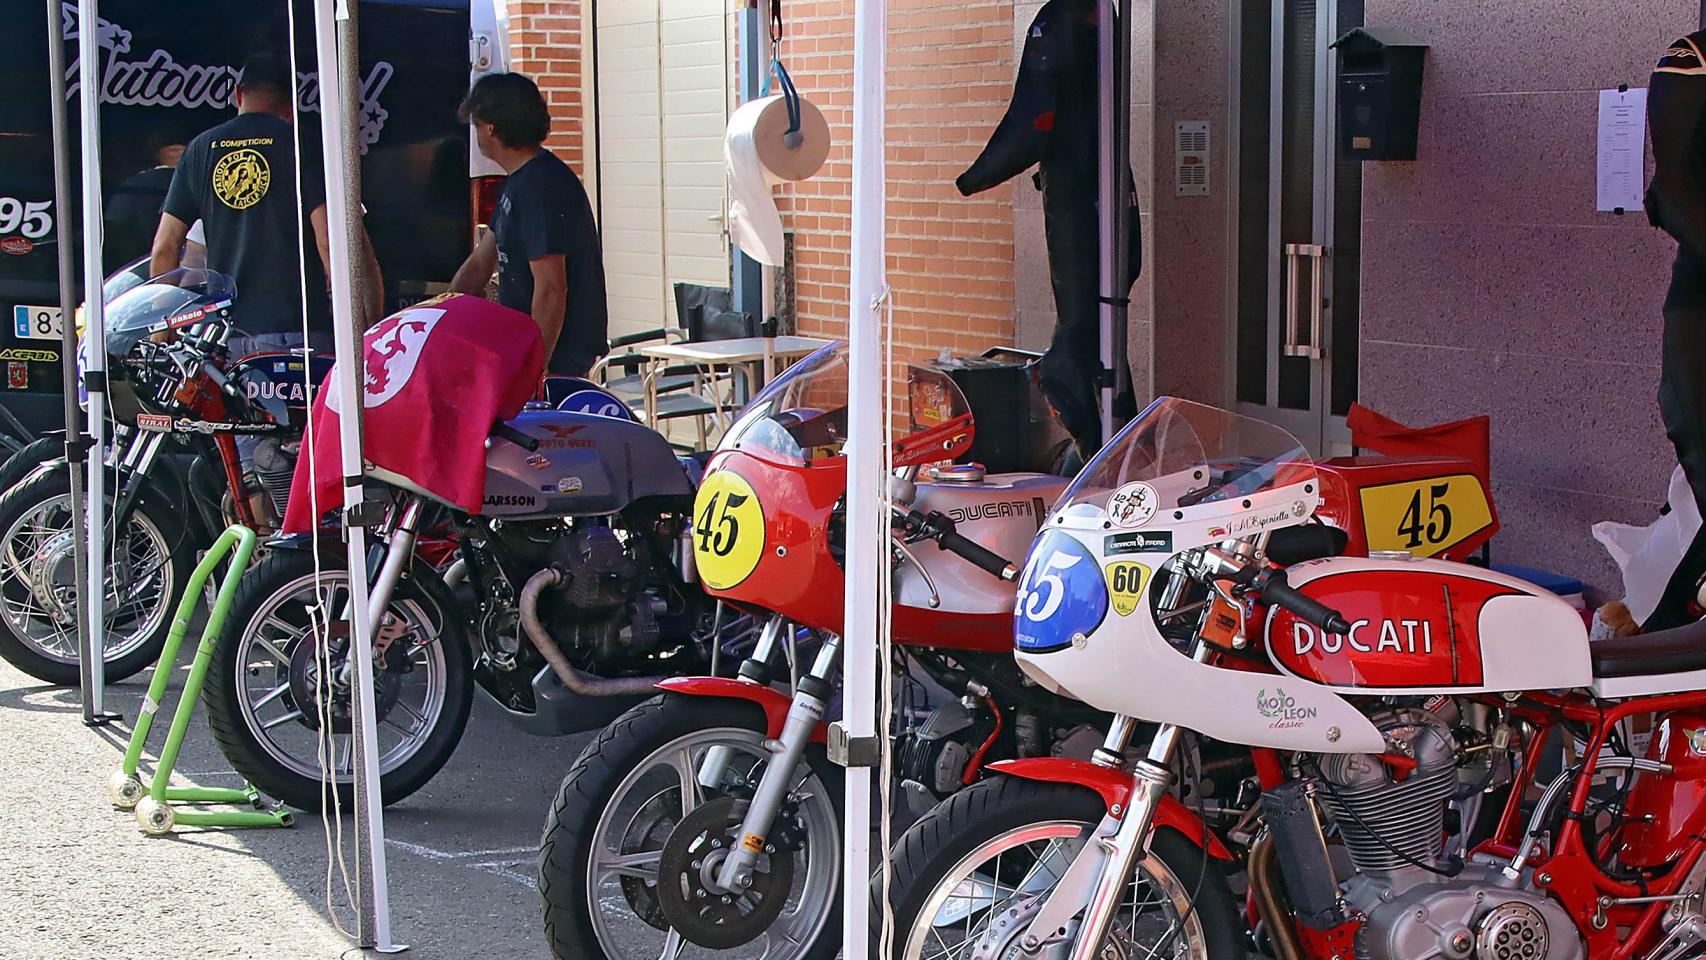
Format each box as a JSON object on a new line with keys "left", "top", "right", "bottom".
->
{"left": 843, "top": 0, "right": 886, "bottom": 949}
{"left": 47, "top": 0, "right": 97, "bottom": 725}
{"left": 1096, "top": 0, "right": 1130, "bottom": 444}
{"left": 75, "top": 0, "right": 110, "bottom": 721}
{"left": 310, "top": 0, "right": 399, "bottom": 951}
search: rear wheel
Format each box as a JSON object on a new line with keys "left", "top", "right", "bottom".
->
{"left": 0, "top": 465, "right": 187, "bottom": 685}
{"left": 881, "top": 777, "right": 1243, "bottom": 960}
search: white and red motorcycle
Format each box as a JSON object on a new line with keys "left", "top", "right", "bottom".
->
{"left": 882, "top": 397, "right": 1706, "bottom": 960}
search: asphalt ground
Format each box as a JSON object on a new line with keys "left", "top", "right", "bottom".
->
{"left": 0, "top": 654, "right": 594, "bottom": 960}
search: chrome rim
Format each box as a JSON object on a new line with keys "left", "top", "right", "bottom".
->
{"left": 0, "top": 490, "right": 172, "bottom": 665}
{"left": 901, "top": 820, "right": 1208, "bottom": 960}
{"left": 233, "top": 569, "right": 447, "bottom": 782}
{"left": 585, "top": 725, "right": 841, "bottom": 960}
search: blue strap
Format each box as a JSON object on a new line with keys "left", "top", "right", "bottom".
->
{"left": 760, "top": 60, "right": 803, "bottom": 142}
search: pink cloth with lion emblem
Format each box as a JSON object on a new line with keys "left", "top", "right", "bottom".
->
{"left": 282, "top": 294, "right": 545, "bottom": 533}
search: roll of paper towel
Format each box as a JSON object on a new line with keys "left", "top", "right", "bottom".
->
{"left": 725, "top": 94, "right": 830, "bottom": 267}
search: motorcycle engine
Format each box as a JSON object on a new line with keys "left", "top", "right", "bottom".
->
{"left": 1308, "top": 707, "right": 1583, "bottom": 960}
{"left": 548, "top": 525, "right": 664, "bottom": 662}
{"left": 251, "top": 437, "right": 299, "bottom": 522}
{"left": 896, "top": 697, "right": 997, "bottom": 811}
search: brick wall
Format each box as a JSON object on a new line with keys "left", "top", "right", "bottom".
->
{"left": 771, "top": 0, "right": 1018, "bottom": 364}
{"left": 508, "top": 0, "right": 588, "bottom": 171}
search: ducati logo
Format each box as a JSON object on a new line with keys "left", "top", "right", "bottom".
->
{"left": 1291, "top": 618, "right": 1435, "bottom": 656}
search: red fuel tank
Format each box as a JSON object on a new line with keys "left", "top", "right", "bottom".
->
{"left": 1263, "top": 556, "right": 1592, "bottom": 694}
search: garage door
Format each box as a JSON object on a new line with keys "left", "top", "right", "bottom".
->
{"left": 596, "top": 0, "right": 734, "bottom": 340}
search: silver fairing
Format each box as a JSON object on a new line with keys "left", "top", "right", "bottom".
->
{"left": 479, "top": 409, "right": 693, "bottom": 517}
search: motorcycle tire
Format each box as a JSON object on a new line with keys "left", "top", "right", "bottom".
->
{"left": 878, "top": 777, "right": 1244, "bottom": 960}
{"left": 0, "top": 435, "right": 62, "bottom": 495}
{"left": 540, "top": 693, "right": 846, "bottom": 960}
{"left": 204, "top": 548, "right": 474, "bottom": 811}
{"left": 0, "top": 465, "right": 189, "bottom": 686}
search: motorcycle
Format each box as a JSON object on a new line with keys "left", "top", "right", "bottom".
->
{"left": 203, "top": 300, "right": 741, "bottom": 812}
{"left": 881, "top": 397, "right": 1706, "bottom": 960}
{"left": 537, "top": 345, "right": 1511, "bottom": 960}
{"left": 0, "top": 267, "right": 332, "bottom": 685}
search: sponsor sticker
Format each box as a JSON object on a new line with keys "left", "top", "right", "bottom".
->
{"left": 524, "top": 453, "right": 550, "bottom": 470}
{"left": 693, "top": 470, "right": 765, "bottom": 591}
{"left": 557, "top": 476, "right": 584, "bottom": 494}
{"left": 1106, "top": 481, "right": 1158, "bottom": 528}
{"left": 0, "top": 236, "right": 33, "bottom": 256}
{"left": 5, "top": 362, "right": 25, "bottom": 389}
{"left": 1104, "top": 560, "right": 1150, "bottom": 617}
{"left": 1104, "top": 530, "right": 1173, "bottom": 556}
{"left": 0, "top": 347, "right": 58, "bottom": 364}
{"left": 481, "top": 492, "right": 538, "bottom": 509}
{"left": 135, "top": 413, "right": 173, "bottom": 432}
{"left": 1256, "top": 687, "right": 1318, "bottom": 730}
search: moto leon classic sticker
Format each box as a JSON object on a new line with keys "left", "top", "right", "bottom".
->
{"left": 693, "top": 470, "right": 765, "bottom": 590}
{"left": 1104, "top": 561, "right": 1150, "bottom": 616}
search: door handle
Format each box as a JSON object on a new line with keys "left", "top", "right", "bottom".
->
{"left": 1283, "top": 243, "right": 1326, "bottom": 360}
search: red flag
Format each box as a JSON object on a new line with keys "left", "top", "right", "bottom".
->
{"left": 283, "top": 293, "right": 545, "bottom": 533}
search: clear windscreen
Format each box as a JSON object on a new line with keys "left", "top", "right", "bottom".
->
{"left": 718, "top": 342, "right": 974, "bottom": 466}
{"left": 104, "top": 268, "right": 236, "bottom": 335}
{"left": 1059, "top": 398, "right": 1315, "bottom": 520}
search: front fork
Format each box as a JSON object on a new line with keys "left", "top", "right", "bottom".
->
{"left": 708, "top": 616, "right": 840, "bottom": 894}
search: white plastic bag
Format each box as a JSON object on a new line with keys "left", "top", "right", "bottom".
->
{"left": 1592, "top": 465, "right": 1702, "bottom": 624}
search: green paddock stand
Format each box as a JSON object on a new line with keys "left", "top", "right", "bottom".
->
{"left": 108, "top": 524, "right": 294, "bottom": 834}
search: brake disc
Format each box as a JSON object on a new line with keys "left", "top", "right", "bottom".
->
{"left": 656, "top": 795, "right": 794, "bottom": 949}
{"left": 285, "top": 625, "right": 407, "bottom": 733}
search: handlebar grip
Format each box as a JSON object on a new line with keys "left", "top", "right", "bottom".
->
{"left": 1260, "top": 571, "right": 1351, "bottom": 635}
{"left": 492, "top": 421, "right": 542, "bottom": 452}
{"left": 937, "top": 529, "right": 1018, "bottom": 582}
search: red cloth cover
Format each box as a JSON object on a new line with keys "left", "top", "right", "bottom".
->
{"left": 283, "top": 294, "right": 544, "bottom": 532}
{"left": 1345, "top": 402, "right": 1492, "bottom": 488}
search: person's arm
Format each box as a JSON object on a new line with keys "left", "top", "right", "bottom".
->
{"left": 450, "top": 231, "right": 499, "bottom": 294}
{"left": 149, "top": 213, "right": 191, "bottom": 278}
{"left": 528, "top": 255, "right": 567, "bottom": 357}
{"left": 1650, "top": 41, "right": 1706, "bottom": 262}
{"left": 359, "top": 226, "right": 384, "bottom": 329}
{"left": 309, "top": 204, "right": 334, "bottom": 285}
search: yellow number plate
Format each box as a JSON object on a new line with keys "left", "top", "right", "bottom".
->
{"left": 1104, "top": 561, "right": 1151, "bottom": 617}
{"left": 1359, "top": 473, "right": 1492, "bottom": 558}
{"left": 692, "top": 470, "right": 766, "bottom": 590}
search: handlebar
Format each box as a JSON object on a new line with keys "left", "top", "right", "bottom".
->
{"left": 491, "top": 421, "right": 542, "bottom": 452}
{"left": 893, "top": 507, "right": 1018, "bottom": 581}
{"left": 1254, "top": 568, "right": 1351, "bottom": 635}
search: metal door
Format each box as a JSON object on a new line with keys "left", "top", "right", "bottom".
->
{"left": 1231, "top": 0, "right": 1363, "bottom": 454}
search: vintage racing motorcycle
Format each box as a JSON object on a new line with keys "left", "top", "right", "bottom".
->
{"left": 882, "top": 397, "right": 1706, "bottom": 960}
{"left": 535, "top": 347, "right": 1505, "bottom": 960}
{"left": 0, "top": 267, "right": 333, "bottom": 685}
{"left": 203, "top": 306, "right": 740, "bottom": 812}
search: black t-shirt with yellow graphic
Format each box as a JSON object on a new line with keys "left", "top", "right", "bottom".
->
{"left": 163, "top": 112, "right": 328, "bottom": 334}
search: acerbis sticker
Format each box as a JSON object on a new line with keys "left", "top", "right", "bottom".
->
{"left": 1107, "top": 481, "right": 1159, "bottom": 528}
{"left": 693, "top": 470, "right": 765, "bottom": 591}
{"left": 1104, "top": 561, "right": 1150, "bottom": 617}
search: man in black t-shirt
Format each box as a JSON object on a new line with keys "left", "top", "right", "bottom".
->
{"left": 150, "top": 53, "right": 382, "bottom": 340}
{"left": 449, "top": 73, "right": 608, "bottom": 377}
{"left": 105, "top": 131, "right": 185, "bottom": 271}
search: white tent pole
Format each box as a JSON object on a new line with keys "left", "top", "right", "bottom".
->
{"left": 75, "top": 0, "right": 108, "bottom": 719}
{"left": 309, "top": 0, "right": 398, "bottom": 950}
{"left": 1096, "top": 0, "right": 1130, "bottom": 444}
{"left": 843, "top": 0, "right": 886, "bottom": 948}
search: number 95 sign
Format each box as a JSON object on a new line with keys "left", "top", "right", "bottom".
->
{"left": 692, "top": 470, "right": 766, "bottom": 590}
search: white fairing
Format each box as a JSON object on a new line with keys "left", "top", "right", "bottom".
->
{"left": 1014, "top": 472, "right": 1388, "bottom": 754}
{"left": 897, "top": 472, "right": 1070, "bottom": 615}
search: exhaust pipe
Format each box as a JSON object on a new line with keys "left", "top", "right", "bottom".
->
{"left": 1249, "top": 832, "right": 1305, "bottom": 960}
{"left": 519, "top": 568, "right": 671, "bottom": 697}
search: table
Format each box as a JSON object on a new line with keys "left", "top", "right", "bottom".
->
{"left": 636, "top": 335, "right": 833, "bottom": 429}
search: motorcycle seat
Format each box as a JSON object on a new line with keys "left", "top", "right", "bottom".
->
{"left": 1590, "top": 617, "right": 1706, "bottom": 678}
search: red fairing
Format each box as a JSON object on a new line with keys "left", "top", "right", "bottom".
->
{"left": 1618, "top": 712, "right": 1706, "bottom": 869}
{"left": 1269, "top": 570, "right": 1518, "bottom": 689}
{"left": 1312, "top": 457, "right": 1498, "bottom": 562}
{"left": 988, "top": 758, "right": 1233, "bottom": 860}
{"left": 654, "top": 677, "right": 829, "bottom": 744}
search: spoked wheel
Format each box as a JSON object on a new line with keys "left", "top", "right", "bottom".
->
{"left": 204, "top": 549, "right": 472, "bottom": 811}
{"left": 541, "top": 694, "right": 845, "bottom": 960}
{"left": 882, "top": 778, "right": 1243, "bottom": 960}
{"left": 0, "top": 466, "right": 186, "bottom": 685}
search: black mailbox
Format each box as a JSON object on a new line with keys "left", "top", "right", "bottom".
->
{"left": 1332, "top": 27, "right": 1428, "bottom": 161}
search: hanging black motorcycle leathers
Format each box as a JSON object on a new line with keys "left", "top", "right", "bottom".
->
{"left": 1643, "top": 31, "right": 1706, "bottom": 630}
{"left": 956, "top": 0, "right": 1140, "bottom": 459}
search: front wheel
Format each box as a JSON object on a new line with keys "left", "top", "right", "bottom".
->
{"left": 540, "top": 693, "right": 845, "bottom": 960}
{"left": 204, "top": 548, "right": 473, "bottom": 811}
{"left": 0, "top": 465, "right": 188, "bottom": 685}
{"left": 881, "top": 777, "right": 1244, "bottom": 960}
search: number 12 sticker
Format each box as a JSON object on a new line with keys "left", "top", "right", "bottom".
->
{"left": 692, "top": 470, "right": 766, "bottom": 590}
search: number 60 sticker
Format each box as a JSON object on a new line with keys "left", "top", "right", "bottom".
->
{"left": 692, "top": 470, "right": 766, "bottom": 590}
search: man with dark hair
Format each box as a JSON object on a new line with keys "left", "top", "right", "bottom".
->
{"left": 105, "top": 130, "right": 185, "bottom": 270}
{"left": 449, "top": 72, "right": 608, "bottom": 377}
{"left": 150, "top": 52, "right": 383, "bottom": 339}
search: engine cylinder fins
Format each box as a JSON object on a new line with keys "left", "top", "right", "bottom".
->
{"left": 1317, "top": 761, "right": 1458, "bottom": 876}
{"left": 1476, "top": 902, "right": 1549, "bottom": 960}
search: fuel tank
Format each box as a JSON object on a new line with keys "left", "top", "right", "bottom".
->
{"left": 900, "top": 466, "right": 1069, "bottom": 615}
{"left": 1264, "top": 555, "right": 1592, "bottom": 694}
{"left": 227, "top": 352, "right": 335, "bottom": 430}
{"left": 479, "top": 409, "right": 693, "bottom": 518}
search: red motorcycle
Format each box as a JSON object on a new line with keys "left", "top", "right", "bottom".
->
{"left": 882, "top": 397, "right": 1706, "bottom": 960}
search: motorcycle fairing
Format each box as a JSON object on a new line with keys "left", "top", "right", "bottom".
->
{"left": 987, "top": 757, "right": 1233, "bottom": 860}
{"left": 655, "top": 677, "right": 829, "bottom": 744}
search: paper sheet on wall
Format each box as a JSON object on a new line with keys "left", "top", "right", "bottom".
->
{"left": 1597, "top": 87, "right": 1648, "bottom": 213}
